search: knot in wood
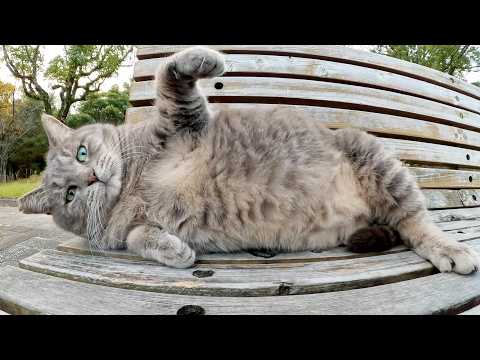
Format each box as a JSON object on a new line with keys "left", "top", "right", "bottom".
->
{"left": 278, "top": 282, "right": 293, "bottom": 296}
{"left": 192, "top": 269, "right": 214, "bottom": 278}
{"left": 177, "top": 305, "right": 205, "bottom": 315}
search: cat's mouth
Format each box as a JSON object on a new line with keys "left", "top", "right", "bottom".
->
{"left": 88, "top": 170, "right": 107, "bottom": 187}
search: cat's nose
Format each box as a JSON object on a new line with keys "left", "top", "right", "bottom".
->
{"left": 87, "top": 171, "right": 98, "bottom": 186}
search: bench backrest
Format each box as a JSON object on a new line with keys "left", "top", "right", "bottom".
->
{"left": 127, "top": 45, "right": 480, "bottom": 211}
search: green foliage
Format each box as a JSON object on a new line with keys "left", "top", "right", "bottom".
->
{"left": 8, "top": 98, "right": 48, "bottom": 175}
{"left": 373, "top": 45, "right": 480, "bottom": 79}
{"left": 2, "top": 45, "right": 133, "bottom": 121}
{"left": 66, "top": 85, "right": 130, "bottom": 128}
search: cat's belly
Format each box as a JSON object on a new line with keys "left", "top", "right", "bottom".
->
{"left": 142, "top": 139, "right": 371, "bottom": 254}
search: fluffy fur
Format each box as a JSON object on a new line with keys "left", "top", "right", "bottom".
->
{"left": 18, "top": 46, "right": 479, "bottom": 274}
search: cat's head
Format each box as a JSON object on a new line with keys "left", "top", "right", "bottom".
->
{"left": 18, "top": 114, "right": 123, "bottom": 241}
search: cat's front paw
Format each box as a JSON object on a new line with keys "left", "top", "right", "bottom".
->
{"left": 418, "top": 241, "right": 479, "bottom": 275}
{"left": 170, "top": 46, "right": 225, "bottom": 80}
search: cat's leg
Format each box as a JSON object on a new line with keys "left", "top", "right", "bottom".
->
{"left": 336, "top": 127, "right": 479, "bottom": 274}
{"left": 381, "top": 163, "right": 479, "bottom": 274}
{"left": 155, "top": 46, "right": 225, "bottom": 133}
{"left": 126, "top": 224, "right": 196, "bottom": 268}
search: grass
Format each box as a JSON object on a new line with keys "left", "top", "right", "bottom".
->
{"left": 0, "top": 175, "right": 41, "bottom": 199}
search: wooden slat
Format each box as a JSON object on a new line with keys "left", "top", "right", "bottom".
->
{"left": 126, "top": 104, "right": 480, "bottom": 151}
{"left": 1, "top": 265, "right": 479, "bottom": 314}
{"left": 424, "top": 190, "right": 462, "bottom": 209}
{"left": 438, "top": 220, "right": 480, "bottom": 231}
{"left": 135, "top": 45, "right": 480, "bottom": 101}
{"left": 379, "top": 138, "right": 480, "bottom": 168}
{"left": 410, "top": 168, "right": 480, "bottom": 189}
{"left": 21, "top": 238, "right": 480, "bottom": 297}
{"left": 130, "top": 78, "right": 480, "bottom": 132}
{"left": 56, "top": 222, "right": 480, "bottom": 265}
{"left": 134, "top": 54, "right": 480, "bottom": 114}
{"left": 429, "top": 207, "right": 480, "bottom": 222}
{"left": 424, "top": 189, "right": 480, "bottom": 209}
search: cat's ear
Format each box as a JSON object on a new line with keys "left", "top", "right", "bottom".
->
{"left": 17, "top": 185, "right": 52, "bottom": 215}
{"left": 41, "top": 114, "right": 73, "bottom": 147}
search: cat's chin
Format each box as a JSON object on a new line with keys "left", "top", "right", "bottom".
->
{"left": 104, "top": 176, "right": 122, "bottom": 206}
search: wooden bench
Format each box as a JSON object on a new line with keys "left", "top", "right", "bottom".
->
{"left": 1, "top": 45, "right": 480, "bottom": 314}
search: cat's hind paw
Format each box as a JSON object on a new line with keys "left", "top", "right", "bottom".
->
{"left": 417, "top": 241, "right": 479, "bottom": 275}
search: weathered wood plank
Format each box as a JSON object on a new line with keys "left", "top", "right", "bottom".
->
{"left": 423, "top": 190, "right": 462, "bottom": 209}
{"left": 379, "top": 138, "right": 480, "bottom": 168}
{"left": 134, "top": 54, "right": 480, "bottom": 114}
{"left": 135, "top": 45, "right": 480, "bottom": 101}
{"left": 130, "top": 78, "right": 480, "bottom": 132}
{"left": 437, "top": 220, "right": 480, "bottom": 231}
{"left": 423, "top": 189, "right": 480, "bottom": 209}
{"left": 21, "top": 239, "right": 480, "bottom": 297}
{"left": 429, "top": 207, "right": 480, "bottom": 222}
{"left": 56, "top": 225, "right": 480, "bottom": 265}
{"left": 125, "top": 104, "right": 480, "bottom": 151}
{"left": 17, "top": 248, "right": 437, "bottom": 296}
{"left": 410, "top": 167, "right": 480, "bottom": 189}
{"left": 1, "top": 265, "right": 479, "bottom": 314}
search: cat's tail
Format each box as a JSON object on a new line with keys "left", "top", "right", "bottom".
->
{"left": 346, "top": 225, "right": 401, "bottom": 253}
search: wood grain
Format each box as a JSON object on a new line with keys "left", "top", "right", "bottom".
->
{"left": 1, "top": 265, "right": 479, "bottom": 314}
{"left": 379, "top": 138, "right": 480, "bottom": 168}
{"left": 134, "top": 54, "right": 480, "bottom": 114}
{"left": 135, "top": 45, "right": 480, "bottom": 102}
{"left": 429, "top": 207, "right": 480, "bottom": 222}
{"left": 129, "top": 78, "right": 480, "bottom": 132}
{"left": 423, "top": 189, "right": 480, "bottom": 209}
{"left": 21, "top": 238, "right": 480, "bottom": 297}
{"left": 410, "top": 167, "right": 480, "bottom": 189}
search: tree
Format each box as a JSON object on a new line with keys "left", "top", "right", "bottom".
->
{"left": 66, "top": 84, "right": 130, "bottom": 128}
{"left": 8, "top": 98, "right": 47, "bottom": 177}
{"left": 1, "top": 45, "right": 133, "bottom": 122}
{"left": 372, "top": 45, "right": 480, "bottom": 79}
{"left": 0, "top": 81, "right": 37, "bottom": 182}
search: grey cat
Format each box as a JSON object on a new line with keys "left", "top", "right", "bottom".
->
{"left": 19, "top": 46, "right": 479, "bottom": 274}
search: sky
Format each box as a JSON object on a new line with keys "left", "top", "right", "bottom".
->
{"left": 1, "top": 45, "right": 480, "bottom": 96}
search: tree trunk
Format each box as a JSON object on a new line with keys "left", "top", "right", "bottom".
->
{"left": 0, "top": 157, "right": 8, "bottom": 183}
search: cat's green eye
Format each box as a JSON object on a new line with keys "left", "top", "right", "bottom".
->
{"left": 66, "top": 186, "right": 77, "bottom": 203}
{"left": 76, "top": 145, "right": 88, "bottom": 162}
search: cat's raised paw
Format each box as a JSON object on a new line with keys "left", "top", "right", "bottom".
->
{"left": 421, "top": 241, "right": 479, "bottom": 275}
{"left": 171, "top": 46, "right": 225, "bottom": 80}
